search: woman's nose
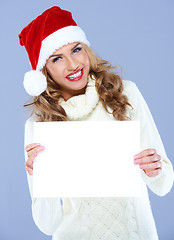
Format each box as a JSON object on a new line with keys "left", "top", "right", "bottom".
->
{"left": 66, "top": 56, "right": 79, "bottom": 71}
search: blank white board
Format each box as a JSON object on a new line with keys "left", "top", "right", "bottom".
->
{"left": 33, "top": 121, "right": 146, "bottom": 197}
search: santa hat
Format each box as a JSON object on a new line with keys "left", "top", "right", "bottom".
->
{"left": 19, "top": 6, "right": 90, "bottom": 96}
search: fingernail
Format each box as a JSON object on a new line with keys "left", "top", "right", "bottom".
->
{"left": 134, "top": 160, "right": 138, "bottom": 164}
{"left": 134, "top": 155, "right": 138, "bottom": 159}
{"left": 40, "top": 146, "right": 45, "bottom": 149}
{"left": 36, "top": 143, "right": 41, "bottom": 146}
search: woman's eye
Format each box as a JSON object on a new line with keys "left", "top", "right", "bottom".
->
{"left": 53, "top": 56, "right": 62, "bottom": 63}
{"left": 73, "top": 47, "right": 82, "bottom": 53}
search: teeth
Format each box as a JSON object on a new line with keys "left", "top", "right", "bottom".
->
{"left": 67, "top": 70, "right": 82, "bottom": 79}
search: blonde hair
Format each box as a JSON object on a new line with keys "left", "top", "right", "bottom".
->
{"left": 24, "top": 43, "right": 133, "bottom": 121}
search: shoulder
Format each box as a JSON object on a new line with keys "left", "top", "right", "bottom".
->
{"left": 122, "top": 79, "right": 137, "bottom": 93}
{"left": 25, "top": 114, "right": 40, "bottom": 128}
{"left": 122, "top": 80, "right": 140, "bottom": 106}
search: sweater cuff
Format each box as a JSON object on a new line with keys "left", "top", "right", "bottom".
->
{"left": 140, "top": 159, "right": 174, "bottom": 196}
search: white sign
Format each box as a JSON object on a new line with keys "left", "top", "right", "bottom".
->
{"left": 33, "top": 121, "right": 146, "bottom": 197}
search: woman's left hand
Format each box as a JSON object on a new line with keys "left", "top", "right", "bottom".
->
{"left": 134, "top": 148, "right": 162, "bottom": 177}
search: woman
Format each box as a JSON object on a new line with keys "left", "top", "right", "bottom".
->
{"left": 19, "top": 6, "right": 174, "bottom": 240}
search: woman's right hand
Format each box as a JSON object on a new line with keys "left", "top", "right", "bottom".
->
{"left": 25, "top": 143, "right": 45, "bottom": 175}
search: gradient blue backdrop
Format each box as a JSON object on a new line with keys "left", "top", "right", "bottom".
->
{"left": 1, "top": 0, "right": 174, "bottom": 239}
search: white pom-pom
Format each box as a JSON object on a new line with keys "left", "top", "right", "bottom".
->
{"left": 23, "top": 70, "right": 47, "bottom": 96}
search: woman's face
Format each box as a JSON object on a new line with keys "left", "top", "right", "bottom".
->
{"left": 45, "top": 42, "right": 90, "bottom": 101}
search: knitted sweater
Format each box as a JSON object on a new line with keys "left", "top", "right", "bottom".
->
{"left": 24, "top": 76, "right": 174, "bottom": 240}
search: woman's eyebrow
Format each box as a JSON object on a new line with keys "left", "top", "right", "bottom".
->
{"left": 49, "top": 53, "right": 62, "bottom": 59}
{"left": 71, "top": 43, "right": 81, "bottom": 51}
{"left": 49, "top": 43, "right": 81, "bottom": 59}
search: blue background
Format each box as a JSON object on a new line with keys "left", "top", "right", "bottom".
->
{"left": 1, "top": 0, "right": 174, "bottom": 239}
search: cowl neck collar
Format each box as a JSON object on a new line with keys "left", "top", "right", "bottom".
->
{"left": 58, "top": 75, "right": 100, "bottom": 120}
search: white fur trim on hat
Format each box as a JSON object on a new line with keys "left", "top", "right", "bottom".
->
{"left": 37, "top": 26, "right": 90, "bottom": 70}
{"left": 23, "top": 70, "right": 47, "bottom": 96}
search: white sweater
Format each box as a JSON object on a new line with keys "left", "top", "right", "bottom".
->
{"left": 24, "top": 76, "right": 174, "bottom": 240}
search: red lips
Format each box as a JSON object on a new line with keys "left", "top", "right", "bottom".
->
{"left": 66, "top": 68, "right": 84, "bottom": 81}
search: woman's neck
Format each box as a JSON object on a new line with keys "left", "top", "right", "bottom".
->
{"left": 61, "top": 85, "right": 87, "bottom": 101}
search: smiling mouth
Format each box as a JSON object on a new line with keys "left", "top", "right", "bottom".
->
{"left": 66, "top": 68, "right": 84, "bottom": 81}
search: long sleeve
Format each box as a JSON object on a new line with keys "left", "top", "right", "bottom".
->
{"left": 127, "top": 81, "right": 174, "bottom": 196}
{"left": 24, "top": 116, "right": 63, "bottom": 235}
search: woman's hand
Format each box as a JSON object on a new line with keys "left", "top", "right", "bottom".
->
{"left": 134, "top": 148, "right": 162, "bottom": 177}
{"left": 25, "top": 143, "right": 45, "bottom": 175}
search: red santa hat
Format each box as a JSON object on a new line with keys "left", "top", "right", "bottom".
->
{"left": 19, "top": 6, "right": 90, "bottom": 96}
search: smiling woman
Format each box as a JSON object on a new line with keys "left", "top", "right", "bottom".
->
{"left": 45, "top": 42, "right": 90, "bottom": 101}
{"left": 19, "top": 5, "right": 174, "bottom": 240}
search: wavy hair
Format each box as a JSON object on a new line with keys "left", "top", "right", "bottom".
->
{"left": 24, "top": 43, "right": 133, "bottom": 121}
